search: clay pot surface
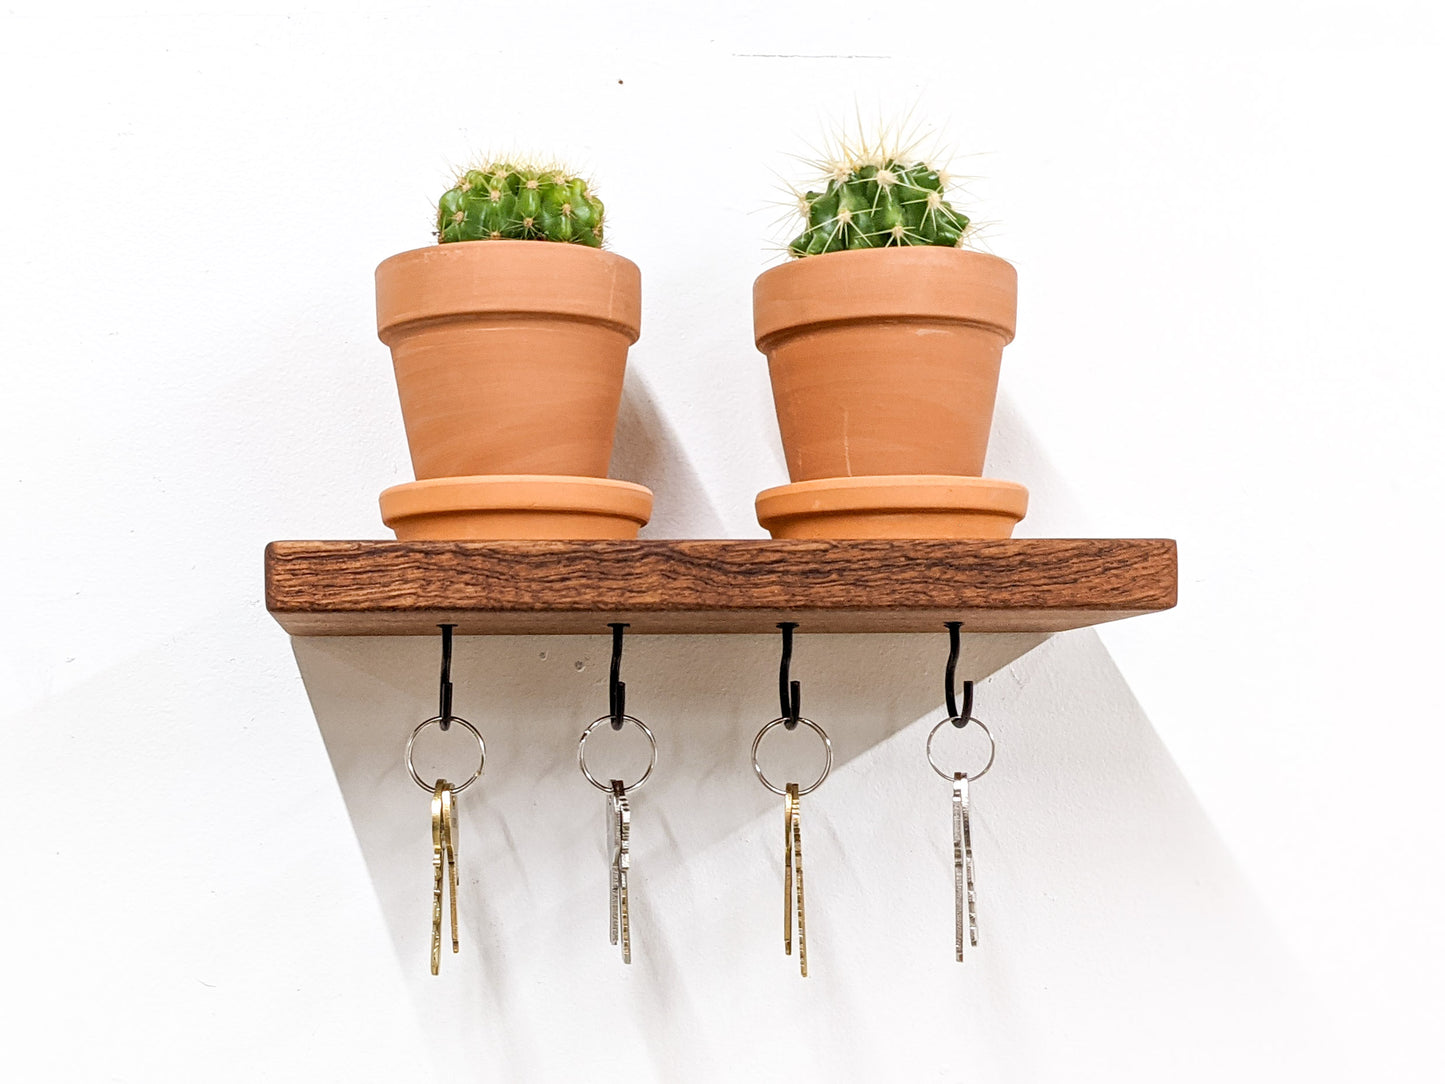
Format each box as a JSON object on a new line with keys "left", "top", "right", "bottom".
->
{"left": 755, "top": 475, "right": 1027, "bottom": 540}
{"left": 754, "top": 247, "right": 1017, "bottom": 481}
{"left": 380, "top": 475, "right": 653, "bottom": 541}
{"left": 377, "top": 241, "right": 641, "bottom": 479}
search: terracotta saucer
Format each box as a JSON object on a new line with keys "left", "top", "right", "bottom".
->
{"left": 380, "top": 475, "right": 653, "bottom": 541}
{"left": 755, "top": 475, "right": 1028, "bottom": 540}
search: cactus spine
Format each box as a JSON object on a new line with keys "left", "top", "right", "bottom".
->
{"left": 787, "top": 157, "right": 970, "bottom": 258}
{"left": 437, "top": 162, "right": 604, "bottom": 246}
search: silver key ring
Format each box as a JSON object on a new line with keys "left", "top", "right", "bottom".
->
{"left": 406, "top": 716, "right": 486, "bottom": 794}
{"left": 926, "top": 717, "right": 995, "bottom": 782}
{"left": 578, "top": 715, "right": 658, "bottom": 794}
{"left": 751, "top": 717, "right": 833, "bottom": 796}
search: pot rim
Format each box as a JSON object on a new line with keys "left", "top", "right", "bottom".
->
{"left": 376, "top": 240, "right": 642, "bottom": 344}
{"left": 755, "top": 474, "right": 1028, "bottom": 520}
{"left": 752, "top": 246, "right": 1017, "bottom": 350}
{"left": 380, "top": 474, "right": 653, "bottom": 525}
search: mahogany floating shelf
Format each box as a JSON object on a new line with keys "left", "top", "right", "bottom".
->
{"left": 264, "top": 538, "right": 1177, "bottom": 636}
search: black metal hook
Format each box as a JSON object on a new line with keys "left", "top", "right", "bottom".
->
{"left": 944, "top": 621, "right": 973, "bottom": 727}
{"left": 777, "top": 622, "right": 802, "bottom": 729}
{"left": 607, "top": 622, "right": 628, "bottom": 731}
{"left": 437, "top": 623, "right": 456, "bottom": 731}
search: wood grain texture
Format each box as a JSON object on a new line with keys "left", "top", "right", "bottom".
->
{"left": 264, "top": 539, "right": 1177, "bottom": 636}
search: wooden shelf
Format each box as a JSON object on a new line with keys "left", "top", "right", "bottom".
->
{"left": 264, "top": 538, "right": 1177, "bottom": 636}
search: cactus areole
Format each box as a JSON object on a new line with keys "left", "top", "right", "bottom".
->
{"left": 437, "top": 163, "right": 605, "bottom": 246}
{"left": 788, "top": 161, "right": 969, "bottom": 257}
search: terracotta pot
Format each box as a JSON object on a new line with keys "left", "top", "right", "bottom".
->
{"left": 376, "top": 241, "right": 642, "bottom": 479}
{"left": 380, "top": 475, "right": 652, "bottom": 540}
{"left": 753, "top": 247, "right": 1017, "bottom": 481}
{"left": 755, "top": 475, "right": 1027, "bottom": 540}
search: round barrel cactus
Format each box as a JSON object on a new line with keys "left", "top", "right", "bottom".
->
{"left": 787, "top": 158, "right": 970, "bottom": 258}
{"left": 436, "top": 162, "right": 604, "bottom": 247}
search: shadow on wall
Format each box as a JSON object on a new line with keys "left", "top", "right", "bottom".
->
{"left": 985, "top": 390, "right": 1095, "bottom": 537}
{"left": 609, "top": 376, "right": 1086, "bottom": 542}
{"left": 293, "top": 630, "right": 1044, "bottom": 981}
{"left": 609, "top": 368, "right": 730, "bottom": 539}
{"left": 290, "top": 627, "right": 1321, "bottom": 1080}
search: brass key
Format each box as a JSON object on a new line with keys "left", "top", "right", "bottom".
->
{"left": 429, "top": 781, "right": 448, "bottom": 975}
{"left": 405, "top": 708, "right": 485, "bottom": 978}
{"left": 783, "top": 784, "right": 794, "bottom": 955}
{"left": 785, "top": 782, "right": 807, "bottom": 978}
{"left": 751, "top": 677, "right": 832, "bottom": 980}
{"left": 442, "top": 783, "right": 459, "bottom": 955}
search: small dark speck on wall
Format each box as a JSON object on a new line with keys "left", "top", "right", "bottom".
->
{"left": 618, "top": 79, "right": 623, "bottom": 84}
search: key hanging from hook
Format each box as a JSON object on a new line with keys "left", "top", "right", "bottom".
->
{"left": 608, "top": 622, "right": 628, "bottom": 731}
{"left": 944, "top": 621, "right": 974, "bottom": 726}
{"left": 777, "top": 622, "right": 802, "bottom": 730}
{"left": 437, "top": 623, "right": 457, "bottom": 731}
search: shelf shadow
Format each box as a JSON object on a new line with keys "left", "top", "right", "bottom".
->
{"left": 291, "top": 628, "right": 1045, "bottom": 1063}
{"left": 610, "top": 368, "right": 730, "bottom": 539}
{"left": 288, "top": 626, "right": 1327, "bottom": 1079}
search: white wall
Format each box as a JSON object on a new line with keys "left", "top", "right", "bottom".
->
{"left": 2, "top": 1, "right": 1441, "bottom": 1080}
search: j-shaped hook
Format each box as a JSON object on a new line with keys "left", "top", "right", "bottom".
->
{"left": 943, "top": 621, "right": 974, "bottom": 727}
{"left": 777, "top": 622, "right": 802, "bottom": 729}
{"left": 437, "top": 623, "right": 456, "bottom": 731}
{"left": 607, "top": 622, "right": 628, "bottom": 731}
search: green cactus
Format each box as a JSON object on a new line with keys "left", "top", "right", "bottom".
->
{"left": 436, "top": 162, "right": 604, "bottom": 247}
{"left": 787, "top": 159, "right": 969, "bottom": 258}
